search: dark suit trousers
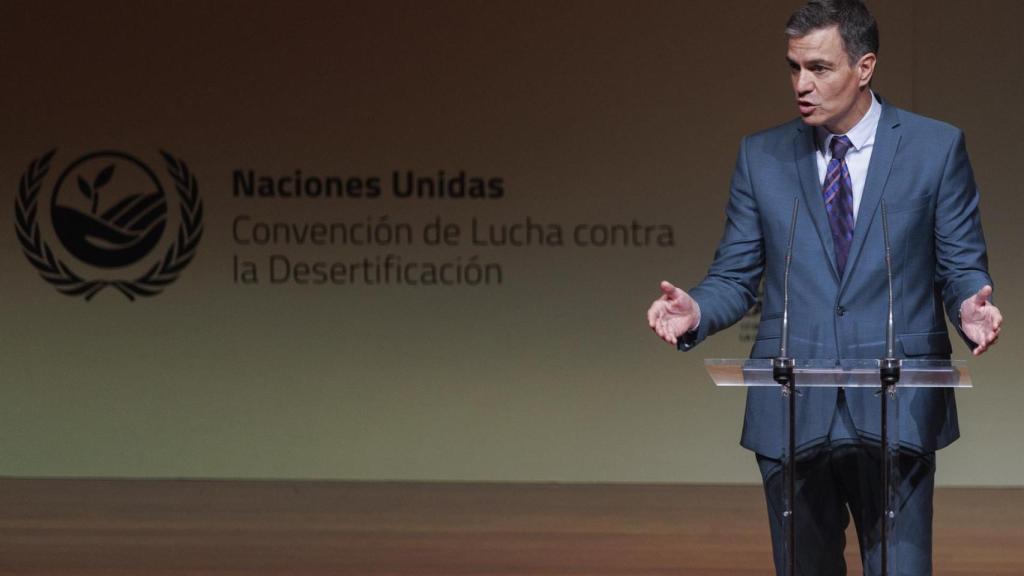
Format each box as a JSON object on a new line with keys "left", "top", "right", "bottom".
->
{"left": 756, "top": 390, "right": 936, "bottom": 576}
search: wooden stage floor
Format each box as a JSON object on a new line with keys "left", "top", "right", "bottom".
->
{"left": 1, "top": 479, "right": 1021, "bottom": 575}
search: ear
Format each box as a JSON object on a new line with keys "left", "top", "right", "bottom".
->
{"left": 857, "top": 52, "right": 877, "bottom": 87}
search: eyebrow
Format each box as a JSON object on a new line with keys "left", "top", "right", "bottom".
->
{"left": 786, "top": 57, "right": 834, "bottom": 68}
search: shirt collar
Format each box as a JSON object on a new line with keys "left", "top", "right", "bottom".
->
{"left": 816, "top": 90, "right": 882, "bottom": 156}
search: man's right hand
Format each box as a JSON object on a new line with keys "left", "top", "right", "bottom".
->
{"left": 646, "top": 280, "right": 701, "bottom": 346}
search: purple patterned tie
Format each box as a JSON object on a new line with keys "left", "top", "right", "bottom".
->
{"left": 823, "top": 135, "right": 855, "bottom": 275}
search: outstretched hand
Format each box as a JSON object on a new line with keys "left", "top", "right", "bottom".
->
{"left": 960, "top": 285, "right": 1002, "bottom": 356}
{"left": 647, "top": 281, "right": 701, "bottom": 346}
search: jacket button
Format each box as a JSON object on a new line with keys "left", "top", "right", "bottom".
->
{"left": 836, "top": 306, "right": 846, "bottom": 316}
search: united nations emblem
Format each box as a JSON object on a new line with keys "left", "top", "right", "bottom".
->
{"left": 15, "top": 150, "right": 203, "bottom": 300}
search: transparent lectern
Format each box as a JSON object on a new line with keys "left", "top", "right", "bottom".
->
{"left": 705, "top": 358, "right": 971, "bottom": 576}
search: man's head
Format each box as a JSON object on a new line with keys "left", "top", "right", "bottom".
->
{"left": 785, "top": 0, "right": 878, "bottom": 134}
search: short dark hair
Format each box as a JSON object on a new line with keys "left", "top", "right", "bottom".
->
{"left": 785, "top": 0, "right": 879, "bottom": 64}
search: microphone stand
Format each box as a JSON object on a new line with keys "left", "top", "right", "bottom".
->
{"left": 879, "top": 201, "right": 900, "bottom": 576}
{"left": 772, "top": 197, "right": 799, "bottom": 576}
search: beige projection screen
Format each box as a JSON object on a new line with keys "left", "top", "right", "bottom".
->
{"left": 1, "top": 1, "right": 1021, "bottom": 485}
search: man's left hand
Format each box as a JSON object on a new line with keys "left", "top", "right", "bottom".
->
{"left": 960, "top": 285, "right": 1003, "bottom": 356}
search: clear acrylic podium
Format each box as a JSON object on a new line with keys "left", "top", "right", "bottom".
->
{"left": 705, "top": 358, "right": 971, "bottom": 576}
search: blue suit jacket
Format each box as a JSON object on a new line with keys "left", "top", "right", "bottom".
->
{"left": 681, "top": 100, "right": 992, "bottom": 459}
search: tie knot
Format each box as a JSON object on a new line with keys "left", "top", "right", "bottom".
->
{"left": 829, "top": 135, "right": 853, "bottom": 160}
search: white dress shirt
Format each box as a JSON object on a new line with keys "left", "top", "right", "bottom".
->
{"left": 815, "top": 91, "right": 882, "bottom": 222}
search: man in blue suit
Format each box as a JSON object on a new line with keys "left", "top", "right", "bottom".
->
{"left": 647, "top": 1, "right": 1003, "bottom": 574}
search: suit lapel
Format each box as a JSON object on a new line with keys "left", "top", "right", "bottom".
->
{"left": 839, "top": 103, "right": 902, "bottom": 292}
{"left": 794, "top": 124, "right": 840, "bottom": 282}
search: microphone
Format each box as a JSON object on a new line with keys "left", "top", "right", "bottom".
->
{"left": 773, "top": 197, "right": 800, "bottom": 576}
{"left": 880, "top": 200, "right": 900, "bottom": 384}
{"left": 773, "top": 197, "right": 800, "bottom": 385}
{"left": 878, "top": 196, "right": 901, "bottom": 576}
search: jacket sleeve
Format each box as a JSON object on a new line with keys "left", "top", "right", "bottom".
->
{"left": 679, "top": 136, "right": 765, "bottom": 351}
{"left": 934, "top": 130, "right": 993, "bottom": 350}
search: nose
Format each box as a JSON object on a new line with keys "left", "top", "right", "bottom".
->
{"left": 794, "top": 69, "right": 813, "bottom": 96}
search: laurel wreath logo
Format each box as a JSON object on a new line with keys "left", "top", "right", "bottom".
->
{"left": 15, "top": 150, "right": 203, "bottom": 301}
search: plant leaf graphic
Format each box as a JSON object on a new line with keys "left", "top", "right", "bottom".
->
{"left": 94, "top": 165, "right": 115, "bottom": 189}
{"left": 77, "top": 176, "right": 93, "bottom": 200}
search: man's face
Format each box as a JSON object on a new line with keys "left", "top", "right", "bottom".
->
{"left": 786, "top": 25, "right": 875, "bottom": 134}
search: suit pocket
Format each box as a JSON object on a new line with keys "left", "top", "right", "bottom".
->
{"left": 751, "top": 337, "right": 781, "bottom": 359}
{"left": 884, "top": 194, "right": 932, "bottom": 214}
{"left": 755, "top": 314, "right": 782, "bottom": 340}
{"left": 898, "top": 331, "right": 952, "bottom": 357}
{"left": 752, "top": 315, "right": 782, "bottom": 358}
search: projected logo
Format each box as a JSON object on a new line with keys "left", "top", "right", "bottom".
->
{"left": 15, "top": 150, "right": 203, "bottom": 300}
